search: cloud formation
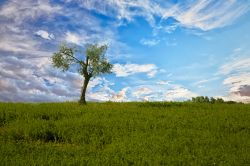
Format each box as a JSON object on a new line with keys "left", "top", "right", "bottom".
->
{"left": 35, "top": 30, "right": 55, "bottom": 40}
{"left": 111, "top": 87, "right": 129, "bottom": 102}
{"left": 65, "top": 32, "right": 81, "bottom": 45}
{"left": 174, "top": 0, "right": 249, "bottom": 30}
{"left": 0, "top": 0, "right": 61, "bottom": 25}
{"left": 72, "top": 0, "right": 250, "bottom": 31}
{"left": 133, "top": 87, "right": 152, "bottom": 99}
{"left": 140, "top": 38, "right": 160, "bottom": 47}
{"left": 219, "top": 57, "right": 250, "bottom": 103}
{"left": 164, "top": 86, "right": 197, "bottom": 101}
{"left": 156, "top": 81, "right": 169, "bottom": 85}
{"left": 112, "top": 63, "right": 158, "bottom": 78}
{"left": 0, "top": 0, "right": 126, "bottom": 102}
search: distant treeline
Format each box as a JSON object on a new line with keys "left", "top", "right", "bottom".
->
{"left": 190, "top": 96, "right": 240, "bottom": 104}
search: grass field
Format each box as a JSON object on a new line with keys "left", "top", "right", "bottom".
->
{"left": 0, "top": 102, "right": 250, "bottom": 165}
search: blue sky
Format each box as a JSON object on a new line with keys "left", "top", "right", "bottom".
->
{"left": 0, "top": 0, "right": 250, "bottom": 102}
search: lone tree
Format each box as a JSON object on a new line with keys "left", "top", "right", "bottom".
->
{"left": 52, "top": 43, "right": 113, "bottom": 104}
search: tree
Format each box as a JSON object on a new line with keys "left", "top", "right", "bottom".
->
{"left": 204, "top": 96, "right": 209, "bottom": 103}
{"left": 215, "top": 98, "right": 224, "bottom": 103}
{"left": 191, "top": 96, "right": 227, "bottom": 104}
{"left": 52, "top": 43, "right": 113, "bottom": 104}
{"left": 210, "top": 97, "right": 216, "bottom": 104}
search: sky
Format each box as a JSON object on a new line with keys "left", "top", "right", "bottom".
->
{"left": 0, "top": 0, "right": 250, "bottom": 103}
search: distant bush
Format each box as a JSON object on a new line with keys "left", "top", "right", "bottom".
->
{"left": 224, "top": 100, "right": 239, "bottom": 104}
{"left": 191, "top": 96, "right": 238, "bottom": 104}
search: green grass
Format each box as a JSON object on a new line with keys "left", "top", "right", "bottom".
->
{"left": 0, "top": 102, "right": 250, "bottom": 165}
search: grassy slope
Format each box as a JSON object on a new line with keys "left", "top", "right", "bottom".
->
{"left": 0, "top": 102, "right": 250, "bottom": 165}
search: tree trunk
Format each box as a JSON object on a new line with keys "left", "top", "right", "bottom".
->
{"left": 79, "top": 76, "right": 90, "bottom": 105}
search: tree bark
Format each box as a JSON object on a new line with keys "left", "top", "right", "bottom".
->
{"left": 79, "top": 76, "right": 90, "bottom": 105}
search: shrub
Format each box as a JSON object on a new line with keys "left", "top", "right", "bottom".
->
{"left": 191, "top": 96, "right": 227, "bottom": 103}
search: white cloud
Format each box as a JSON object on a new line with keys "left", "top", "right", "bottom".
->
{"left": 140, "top": 38, "right": 160, "bottom": 47}
{"left": 0, "top": 0, "right": 60, "bottom": 56}
{"left": 194, "top": 79, "right": 211, "bottom": 85}
{"left": 87, "top": 77, "right": 102, "bottom": 90}
{"left": 218, "top": 56, "right": 250, "bottom": 103}
{"left": 128, "top": 82, "right": 197, "bottom": 102}
{"left": 0, "top": 0, "right": 130, "bottom": 102}
{"left": 164, "top": 24, "right": 179, "bottom": 34}
{"left": 133, "top": 87, "right": 152, "bottom": 98}
{"left": 65, "top": 32, "right": 81, "bottom": 45}
{"left": 35, "top": 30, "right": 55, "bottom": 40}
{"left": 0, "top": 0, "right": 119, "bottom": 102}
{"left": 156, "top": 81, "right": 171, "bottom": 85}
{"left": 193, "top": 77, "right": 219, "bottom": 86}
{"left": 0, "top": 55, "right": 80, "bottom": 102}
{"left": 73, "top": 0, "right": 160, "bottom": 24}
{"left": 233, "top": 47, "right": 242, "bottom": 52}
{"left": 223, "top": 73, "right": 250, "bottom": 93}
{"left": 112, "top": 63, "right": 158, "bottom": 78}
{"left": 222, "top": 93, "right": 250, "bottom": 104}
{"left": 147, "top": 70, "right": 157, "bottom": 78}
{"left": 218, "top": 57, "right": 250, "bottom": 75}
{"left": 0, "top": 0, "right": 61, "bottom": 25}
{"left": 88, "top": 92, "right": 111, "bottom": 101}
{"left": 85, "top": 77, "right": 118, "bottom": 102}
{"left": 111, "top": 87, "right": 129, "bottom": 102}
{"left": 172, "top": 0, "right": 249, "bottom": 31}
{"left": 222, "top": 73, "right": 250, "bottom": 103}
{"left": 165, "top": 86, "right": 197, "bottom": 101}
{"left": 0, "top": 35, "right": 50, "bottom": 56}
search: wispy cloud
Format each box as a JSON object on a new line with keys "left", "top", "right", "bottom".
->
{"left": 72, "top": 0, "right": 250, "bottom": 31}
{"left": 218, "top": 57, "right": 250, "bottom": 75}
{"left": 193, "top": 77, "right": 219, "bottom": 86}
{"left": 112, "top": 63, "right": 158, "bottom": 78}
{"left": 156, "top": 81, "right": 171, "bottom": 85}
{"left": 140, "top": 38, "right": 160, "bottom": 47}
{"left": 87, "top": 77, "right": 115, "bottom": 101}
{"left": 164, "top": 86, "right": 197, "bottom": 101}
{"left": 132, "top": 87, "right": 152, "bottom": 99}
{"left": 0, "top": 55, "right": 79, "bottom": 102}
{"left": 0, "top": 0, "right": 129, "bottom": 102}
{"left": 87, "top": 78, "right": 129, "bottom": 102}
{"left": 127, "top": 81, "right": 197, "bottom": 102}
{"left": 175, "top": 1, "right": 250, "bottom": 30}
{"left": 0, "top": 0, "right": 61, "bottom": 25}
{"left": 0, "top": 0, "right": 60, "bottom": 56}
{"left": 218, "top": 56, "right": 250, "bottom": 103}
{"left": 111, "top": 87, "right": 129, "bottom": 102}
{"left": 223, "top": 73, "right": 250, "bottom": 103}
{"left": 35, "top": 30, "right": 55, "bottom": 40}
{"left": 65, "top": 32, "right": 81, "bottom": 45}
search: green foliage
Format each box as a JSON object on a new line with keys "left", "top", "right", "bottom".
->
{"left": 51, "top": 43, "right": 113, "bottom": 76}
{"left": 210, "top": 97, "right": 216, "bottom": 103}
{"left": 191, "top": 96, "right": 229, "bottom": 103}
{"left": 86, "top": 44, "right": 113, "bottom": 76}
{"left": 0, "top": 102, "right": 250, "bottom": 165}
{"left": 51, "top": 44, "right": 77, "bottom": 71}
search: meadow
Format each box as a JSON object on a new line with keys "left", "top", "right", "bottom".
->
{"left": 0, "top": 102, "right": 249, "bottom": 165}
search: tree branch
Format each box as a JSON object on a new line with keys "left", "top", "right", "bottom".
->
{"left": 68, "top": 54, "right": 85, "bottom": 66}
